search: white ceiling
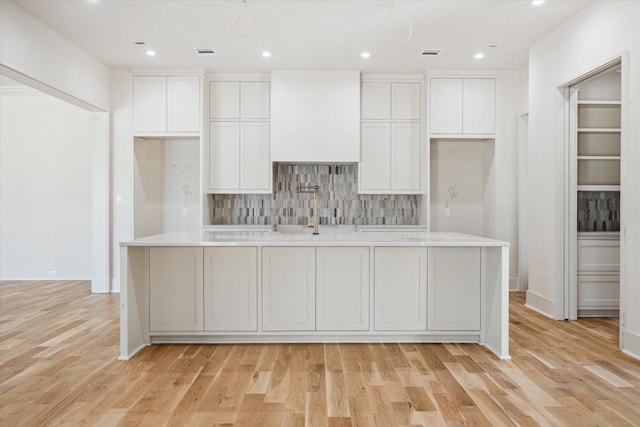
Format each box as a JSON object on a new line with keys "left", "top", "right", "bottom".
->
{"left": 14, "top": 0, "right": 592, "bottom": 73}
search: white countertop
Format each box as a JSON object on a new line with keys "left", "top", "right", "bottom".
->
{"left": 121, "top": 230, "right": 508, "bottom": 247}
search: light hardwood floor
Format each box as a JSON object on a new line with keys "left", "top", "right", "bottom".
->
{"left": 1, "top": 281, "right": 639, "bottom": 426}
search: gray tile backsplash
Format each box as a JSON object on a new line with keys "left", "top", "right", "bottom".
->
{"left": 210, "top": 164, "right": 419, "bottom": 225}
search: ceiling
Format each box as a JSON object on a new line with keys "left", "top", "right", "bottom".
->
{"left": 14, "top": 0, "right": 592, "bottom": 74}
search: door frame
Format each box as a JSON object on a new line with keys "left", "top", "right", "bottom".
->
{"left": 557, "top": 53, "right": 628, "bottom": 338}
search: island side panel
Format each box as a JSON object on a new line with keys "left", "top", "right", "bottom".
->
{"left": 119, "top": 245, "right": 150, "bottom": 360}
{"left": 482, "top": 246, "right": 510, "bottom": 359}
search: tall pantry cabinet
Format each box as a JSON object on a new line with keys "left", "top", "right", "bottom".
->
{"left": 570, "top": 65, "right": 621, "bottom": 317}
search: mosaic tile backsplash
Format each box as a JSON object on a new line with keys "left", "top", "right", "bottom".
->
{"left": 210, "top": 164, "right": 419, "bottom": 225}
{"left": 577, "top": 191, "right": 620, "bottom": 232}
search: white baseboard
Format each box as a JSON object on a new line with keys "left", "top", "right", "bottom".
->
{"left": 621, "top": 328, "right": 640, "bottom": 361}
{"left": 509, "top": 277, "right": 520, "bottom": 292}
{"left": 111, "top": 277, "right": 121, "bottom": 293}
{"left": 525, "top": 290, "right": 555, "bottom": 319}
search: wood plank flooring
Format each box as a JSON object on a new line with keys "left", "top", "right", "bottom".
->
{"left": 1, "top": 280, "right": 639, "bottom": 426}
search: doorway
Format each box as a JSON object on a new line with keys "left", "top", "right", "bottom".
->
{"left": 563, "top": 58, "right": 625, "bottom": 321}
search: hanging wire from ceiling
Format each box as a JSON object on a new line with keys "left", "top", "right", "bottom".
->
{"left": 382, "top": 1, "right": 412, "bottom": 43}
{"left": 236, "top": 0, "right": 256, "bottom": 38}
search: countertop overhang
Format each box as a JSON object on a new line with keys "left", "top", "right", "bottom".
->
{"left": 120, "top": 231, "right": 509, "bottom": 248}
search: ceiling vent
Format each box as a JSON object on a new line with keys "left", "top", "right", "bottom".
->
{"left": 422, "top": 49, "right": 442, "bottom": 57}
{"left": 194, "top": 48, "right": 216, "bottom": 56}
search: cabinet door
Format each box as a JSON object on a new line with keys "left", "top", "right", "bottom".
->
{"left": 240, "top": 122, "right": 271, "bottom": 191}
{"left": 374, "top": 247, "right": 427, "bottom": 331}
{"left": 133, "top": 76, "right": 167, "bottom": 132}
{"left": 240, "top": 82, "right": 270, "bottom": 119}
{"left": 262, "top": 247, "right": 315, "bottom": 331}
{"left": 392, "top": 83, "right": 421, "bottom": 121}
{"left": 209, "top": 122, "right": 240, "bottom": 190}
{"left": 167, "top": 76, "right": 200, "bottom": 132}
{"left": 463, "top": 79, "right": 495, "bottom": 134}
{"left": 209, "top": 81, "right": 240, "bottom": 119}
{"left": 204, "top": 247, "right": 257, "bottom": 331}
{"left": 428, "top": 247, "right": 481, "bottom": 331}
{"left": 429, "top": 78, "right": 463, "bottom": 134}
{"left": 359, "top": 122, "right": 391, "bottom": 192}
{"left": 390, "top": 122, "right": 421, "bottom": 191}
{"left": 361, "top": 82, "right": 391, "bottom": 120}
{"left": 149, "top": 247, "right": 203, "bottom": 332}
{"left": 316, "top": 247, "right": 370, "bottom": 331}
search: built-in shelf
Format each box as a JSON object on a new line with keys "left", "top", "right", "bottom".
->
{"left": 577, "top": 100, "right": 621, "bottom": 105}
{"left": 577, "top": 128, "right": 621, "bottom": 133}
{"left": 577, "top": 155, "right": 621, "bottom": 160}
{"left": 577, "top": 185, "right": 620, "bottom": 191}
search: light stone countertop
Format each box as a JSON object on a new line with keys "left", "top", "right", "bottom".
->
{"left": 120, "top": 230, "right": 508, "bottom": 247}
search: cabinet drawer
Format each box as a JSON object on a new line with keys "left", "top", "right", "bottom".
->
{"left": 577, "top": 239, "right": 619, "bottom": 273}
{"left": 577, "top": 275, "right": 619, "bottom": 310}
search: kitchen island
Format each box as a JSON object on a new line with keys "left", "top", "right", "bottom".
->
{"left": 120, "top": 230, "right": 509, "bottom": 360}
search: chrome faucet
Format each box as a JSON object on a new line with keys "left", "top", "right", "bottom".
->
{"left": 296, "top": 184, "right": 320, "bottom": 235}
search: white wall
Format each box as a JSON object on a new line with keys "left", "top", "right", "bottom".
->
{"left": 0, "top": 86, "right": 92, "bottom": 279}
{"left": 527, "top": 0, "right": 640, "bottom": 358}
{"left": 0, "top": 1, "right": 109, "bottom": 111}
{"left": 430, "top": 140, "right": 491, "bottom": 236}
{"left": 133, "top": 138, "right": 200, "bottom": 238}
{"left": 494, "top": 71, "right": 521, "bottom": 291}
{"left": 110, "top": 69, "right": 134, "bottom": 293}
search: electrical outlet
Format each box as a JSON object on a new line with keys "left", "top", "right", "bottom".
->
{"left": 182, "top": 206, "right": 189, "bottom": 216}
{"left": 115, "top": 195, "right": 123, "bottom": 205}
{"left": 444, "top": 207, "right": 451, "bottom": 217}
{"left": 48, "top": 270, "right": 58, "bottom": 277}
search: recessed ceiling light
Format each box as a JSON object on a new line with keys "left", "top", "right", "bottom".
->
{"left": 361, "top": 52, "right": 371, "bottom": 59}
{"left": 474, "top": 52, "right": 485, "bottom": 59}
{"left": 532, "top": 0, "right": 545, "bottom": 5}
{"left": 262, "top": 51, "right": 272, "bottom": 58}
{"left": 145, "top": 49, "right": 156, "bottom": 57}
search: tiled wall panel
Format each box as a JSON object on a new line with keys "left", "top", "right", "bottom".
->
{"left": 210, "top": 164, "right": 419, "bottom": 225}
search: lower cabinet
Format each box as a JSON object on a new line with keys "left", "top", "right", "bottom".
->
{"left": 262, "top": 247, "right": 316, "bottom": 331}
{"left": 428, "top": 247, "right": 481, "bottom": 331}
{"left": 374, "top": 247, "right": 427, "bottom": 331}
{"left": 204, "top": 247, "right": 258, "bottom": 331}
{"left": 149, "top": 247, "right": 203, "bottom": 332}
{"left": 316, "top": 247, "right": 370, "bottom": 331}
{"left": 577, "top": 236, "right": 620, "bottom": 316}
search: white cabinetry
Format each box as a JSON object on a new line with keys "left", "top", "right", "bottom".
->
{"left": 359, "top": 80, "right": 422, "bottom": 194}
{"left": 374, "top": 247, "right": 427, "bottom": 331}
{"left": 204, "top": 247, "right": 257, "bottom": 331}
{"left": 133, "top": 75, "right": 201, "bottom": 134}
{"left": 208, "top": 121, "right": 271, "bottom": 193}
{"left": 209, "top": 81, "right": 270, "bottom": 120}
{"left": 429, "top": 78, "right": 495, "bottom": 136}
{"left": 428, "top": 247, "right": 481, "bottom": 331}
{"left": 577, "top": 235, "right": 620, "bottom": 316}
{"left": 149, "top": 247, "right": 203, "bottom": 332}
{"left": 316, "top": 247, "right": 370, "bottom": 331}
{"left": 208, "top": 80, "right": 271, "bottom": 193}
{"left": 571, "top": 67, "right": 621, "bottom": 317}
{"left": 262, "top": 247, "right": 315, "bottom": 331}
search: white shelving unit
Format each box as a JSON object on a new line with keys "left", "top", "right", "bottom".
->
{"left": 570, "top": 65, "right": 621, "bottom": 317}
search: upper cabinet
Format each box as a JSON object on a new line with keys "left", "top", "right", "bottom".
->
{"left": 361, "top": 82, "right": 421, "bottom": 121}
{"left": 209, "top": 81, "right": 270, "bottom": 120}
{"left": 208, "top": 79, "right": 272, "bottom": 194}
{"left": 133, "top": 75, "right": 201, "bottom": 135}
{"left": 359, "top": 80, "right": 422, "bottom": 194}
{"left": 429, "top": 77, "right": 495, "bottom": 136}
